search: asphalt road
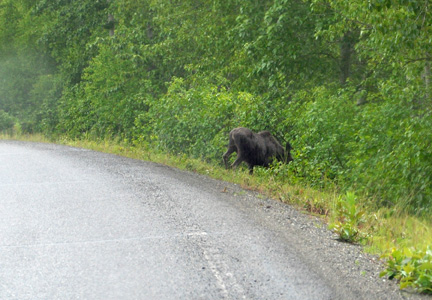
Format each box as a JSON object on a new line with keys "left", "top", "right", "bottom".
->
{"left": 0, "top": 141, "right": 426, "bottom": 299}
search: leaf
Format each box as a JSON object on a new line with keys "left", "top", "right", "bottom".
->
{"left": 418, "top": 262, "right": 432, "bottom": 271}
{"left": 400, "top": 281, "right": 412, "bottom": 290}
{"left": 403, "top": 263, "right": 415, "bottom": 275}
{"left": 404, "top": 248, "right": 413, "bottom": 258}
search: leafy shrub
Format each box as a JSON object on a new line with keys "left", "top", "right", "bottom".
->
{"left": 288, "top": 86, "right": 432, "bottom": 215}
{"left": 147, "top": 78, "right": 235, "bottom": 160}
{"left": 0, "top": 110, "right": 16, "bottom": 132}
{"left": 329, "top": 192, "right": 367, "bottom": 243}
{"left": 381, "top": 246, "right": 432, "bottom": 293}
{"left": 57, "top": 42, "right": 149, "bottom": 139}
{"left": 290, "top": 87, "right": 358, "bottom": 188}
{"left": 340, "top": 99, "right": 432, "bottom": 213}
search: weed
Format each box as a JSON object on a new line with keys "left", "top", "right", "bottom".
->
{"left": 329, "top": 192, "right": 367, "bottom": 243}
{"left": 380, "top": 246, "right": 432, "bottom": 293}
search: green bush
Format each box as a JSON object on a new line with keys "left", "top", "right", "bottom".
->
{"left": 289, "top": 87, "right": 358, "bottom": 187}
{"left": 0, "top": 110, "right": 16, "bottom": 132}
{"left": 146, "top": 78, "right": 235, "bottom": 161}
{"left": 57, "top": 42, "right": 149, "bottom": 139}
{"left": 381, "top": 246, "right": 432, "bottom": 293}
{"left": 343, "top": 101, "right": 432, "bottom": 213}
{"left": 287, "top": 86, "right": 432, "bottom": 214}
{"left": 329, "top": 192, "right": 367, "bottom": 243}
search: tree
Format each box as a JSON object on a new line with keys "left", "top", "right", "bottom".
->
{"left": 34, "top": 0, "right": 110, "bottom": 85}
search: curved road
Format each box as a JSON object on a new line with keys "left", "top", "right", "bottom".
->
{"left": 0, "top": 141, "right": 422, "bottom": 299}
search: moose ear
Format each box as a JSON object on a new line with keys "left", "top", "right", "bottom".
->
{"left": 285, "top": 142, "right": 292, "bottom": 151}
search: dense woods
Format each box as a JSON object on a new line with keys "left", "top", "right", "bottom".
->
{"left": 1, "top": 0, "right": 432, "bottom": 215}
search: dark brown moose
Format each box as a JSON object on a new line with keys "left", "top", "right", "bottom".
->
{"left": 223, "top": 127, "right": 293, "bottom": 174}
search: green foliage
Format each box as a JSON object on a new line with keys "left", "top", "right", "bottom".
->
{"left": 343, "top": 100, "right": 432, "bottom": 213}
{"left": 31, "top": 74, "right": 62, "bottom": 134}
{"left": 329, "top": 192, "right": 367, "bottom": 243}
{"left": 291, "top": 87, "right": 357, "bottom": 187}
{"left": 144, "top": 78, "right": 241, "bottom": 160}
{"left": 287, "top": 85, "right": 432, "bottom": 214}
{"left": 61, "top": 40, "right": 148, "bottom": 139}
{"left": 0, "top": 110, "right": 16, "bottom": 132}
{"left": 380, "top": 246, "right": 432, "bottom": 294}
{"left": 34, "top": 0, "right": 109, "bottom": 85}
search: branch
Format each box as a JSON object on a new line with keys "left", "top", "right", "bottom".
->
{"left": 404, "top": 57, "right": 431, "bottom": 66}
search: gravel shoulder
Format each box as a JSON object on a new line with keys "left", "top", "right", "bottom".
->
{"left": 160, "top": 158, "right": 430, "bottom": 300}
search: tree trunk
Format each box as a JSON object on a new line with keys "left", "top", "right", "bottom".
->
{"left": 107, "top": 0, "right": 114, "bottom": 36}
{"left": 424, "top": 57, "right": 431, "bottom": 106}
{"left": 340, "top": 31, "right": 353, "bottom": 86}
{"left": 108, "top": 14, "right": 115, "bottom": 36}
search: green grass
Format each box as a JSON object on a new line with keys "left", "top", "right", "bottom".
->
{"left": 2, "top": 134, "right": 432, "bottom": 293}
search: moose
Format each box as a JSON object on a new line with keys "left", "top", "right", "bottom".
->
{"left": 223, "top": 127, "right": 293, "bottom": 174}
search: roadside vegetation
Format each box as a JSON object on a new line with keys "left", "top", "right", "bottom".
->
{"left": 1, "top": 0, "right": 431, "bottom": 293}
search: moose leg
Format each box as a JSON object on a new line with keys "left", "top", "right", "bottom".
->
{"left": 223, "top": 146, "right": 236, "bottom": 169}
{"left": 248, "top": 165, "right": 254, "bottom": 174}
{"left": 231, "top": 155, "right": 244, "bottom": 169}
